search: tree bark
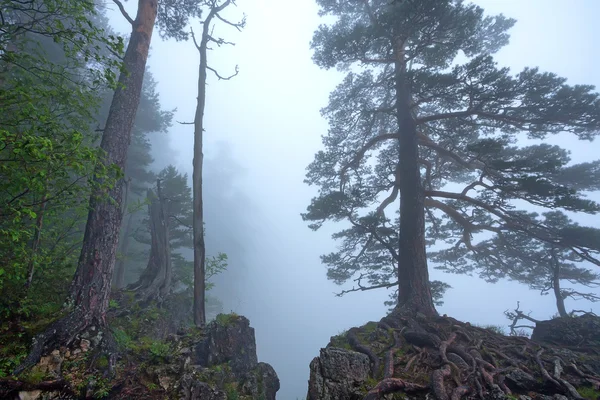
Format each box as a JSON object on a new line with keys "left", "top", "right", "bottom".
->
{"left": 68, "top": 0, "right": 157, "bottom": 318}
{"left": 393, "top": 37, "right": 437, "bottom": 317}
{"left": 14, "top": 0, "right": 158, "bottom": 374}
{"left": 114, "top": 211, "right": 133, "bottom": 289}
{"left": 191, "top": 0, "right": 236, "bottom": 326}
{"left": 192, "top": 22, "right": 209, "bottom": 327}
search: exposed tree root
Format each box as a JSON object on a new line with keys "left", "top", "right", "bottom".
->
{"left": 350, "top": 311, "right": 600, "bottom": 400}
{"left": 12, "top": 308, "right": 116, "bottom": 378}
{"left": 0, "top": 378, "right": 74, "bottom": 398}
{"left": 348, "top": 327, "right": 380, "bottom": 376}
{"left": 432, "top": 364, "right": 452, "bottom": 400}
{"left": 363, "top": 378, "right": 427, "bottom": 400}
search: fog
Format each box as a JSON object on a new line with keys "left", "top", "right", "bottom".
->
{"left": 103, "top": 1, "right": 600, "bottom": 398}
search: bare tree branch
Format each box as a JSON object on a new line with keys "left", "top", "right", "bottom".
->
{"left": 112, "top": 0, "right": 134, "bottom": 25}
{"left": 207, "top": 64, "right": 239, "bottom": 80}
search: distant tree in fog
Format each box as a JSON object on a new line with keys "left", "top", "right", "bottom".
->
{"left": 303, "top": 0, "right": 600, "bottom": 317}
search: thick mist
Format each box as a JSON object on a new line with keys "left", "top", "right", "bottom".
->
{"left": 103, "top": 1, "right": 600, "bottom": 398}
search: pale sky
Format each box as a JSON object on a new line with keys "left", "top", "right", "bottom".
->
{"left": 105, "top": 1, "right": 600, "bottom": 398}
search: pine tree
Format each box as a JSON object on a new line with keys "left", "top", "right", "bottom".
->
{"left": 303, "top": 0, "right": 600, "bottom": 316}
{"left": 438, "top": 211, "right": 599, "bottom": 318}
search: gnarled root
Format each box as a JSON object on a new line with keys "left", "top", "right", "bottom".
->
{"left": 363, "top": 378, "right": 427, "bottom": 400}
{"left": 0, "top": 378, "right": 74, "bottom": 398}
{"left": 348, "top": 328, "right": 380, "bottom": 376}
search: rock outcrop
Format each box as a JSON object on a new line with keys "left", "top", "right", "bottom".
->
{"left": 307, "top": 312, "right": 600, "bottom": 400}
{"left": 0, "top": 313, "right": 279, "bottom": 400}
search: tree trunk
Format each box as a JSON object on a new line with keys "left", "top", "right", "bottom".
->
{"left": 14, "top": 0, "right": 158, "bottom": 374}
{"left": 191, "top": 0, "right": 235, "bottom": 326}
{"left": 114, "top": 179, "right": 132, "bottom": 289}
{"left": 25, "top": 193, "right": 47, "bottom": 291}
{"left": 68, "top": 0, "right": 157, "bottom": 318}
{"left": 192, "top": 24, "right": 209, "bottom": 327}
{"left": 114, "top": 211, "right": 133, "bottom": 289}
{"left": 130, "top": 181, "right": 171, "bottom": 301}
{"left": 551, "top": 249, "right": 569, "bottom": 318}
{"left": 393, "top": 38, "right": 437, "bottom": 317}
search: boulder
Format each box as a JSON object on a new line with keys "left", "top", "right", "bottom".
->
{"left": 307, "top": 347, "right": 371, "bottom": 400}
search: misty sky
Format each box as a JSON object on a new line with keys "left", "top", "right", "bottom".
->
{"left": 105, "top": 1, "right": 600, "bottom": 398}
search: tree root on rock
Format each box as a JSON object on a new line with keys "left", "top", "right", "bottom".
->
{"left": 0, "top": 378, "right": 75, "bottom": 398}
{"left": 363, "top": 378, "right": 427, "bottom": 400}
{"left": 350, "top": 312, "right": 600, "bottom": 400}
{"left": 348, "top": 327, "right": 380, "bottom": 376}
{"left": 11, "top": 308, "right": 117, "bottom": 381}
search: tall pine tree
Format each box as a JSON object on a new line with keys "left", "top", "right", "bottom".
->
{"left": 304, "top": 0, "right": 600, "bottom": 316}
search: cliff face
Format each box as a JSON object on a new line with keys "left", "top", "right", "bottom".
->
{"left": 1, "top": 310, "right": 279, "bottom": 400}
{"left": 307, "top": 312, "right": 600, "bottom": 400}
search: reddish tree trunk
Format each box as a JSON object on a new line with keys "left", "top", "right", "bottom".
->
{"left": 393, "top": 38, "right": 437, "bottom": 317}
{"left": 69, "top": 0, "right": 158, "bottom": 320}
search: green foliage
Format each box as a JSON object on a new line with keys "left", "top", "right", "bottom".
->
{"left": 148, "top": 340, "right": 172, "bottom": 362}
{"left": 112, "top": 328, "right": 133, "bottom": 350}
{"left": 225, "top": 382, "right": 240, "bottom": 400}
{"left": 0, "top": 0, "right": 124, "bottom": 327}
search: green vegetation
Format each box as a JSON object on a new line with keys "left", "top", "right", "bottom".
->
{"left": 215, "top": 313, "right": 240, "bottom": 326}
{"left": 578, "top": 386, "right": 600, "bottom": 400}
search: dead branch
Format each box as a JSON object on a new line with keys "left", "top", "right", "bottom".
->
{"left": 112, "top": 0, "right": 134, "bottom": 25}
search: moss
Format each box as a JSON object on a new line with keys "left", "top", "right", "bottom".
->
{"left": 329, "top": 334, "right": 352, "bottom": 351}
{"left": 95, "top": 355, "right": 109, "bottom": 369}
{"left": 578, "top": 386, "right": 600, "bottom": 400}
{"left": 215, "top": 313, "right": 240, "bottom": 326}
{"left": 224, "top": 382, "right": 240, "bottom": 400}
{"left": 21, "top": 368, "right": 49, "bottom": 384}
{"left": 363, "top": 321, "right": 378, "bottom": 334}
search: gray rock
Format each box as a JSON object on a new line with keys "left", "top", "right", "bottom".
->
{"left": 178, "top": 374, "right": 227, "bottom": 400}
{"left": 307, "top": 347, "right": 370, "bottom": 400}
{"left": 193, "top": 315, "right": 258, "bottom": 373}
{"left": 240, "top": 362, "right": 280, "bottom": 400}
{"left": 504, "top": 368, "right": 540, "bottom": 391}
{"left": 532, "top": 314, "right": 600, "bottom": 347}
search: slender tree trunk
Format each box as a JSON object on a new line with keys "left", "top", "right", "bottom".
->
{"left": 25, "top": 193, "right": 47, "bottom": 290}
{"left": 14, "top": 0, "right": 158, "bottom": 374}
{"left": 192, "top": 26, "right": 209, "bottom": 327}
{"left": 114, "top": 179, "right": 132, "bottom": 289}
{"left": 114, "top": 211, "right": 133, "bottom": 289}
{"left": 158, "top": 180, "right": 172, "bottom": 298}
{"left": 191, "top": 0, "right": 236, "bottom": 326}
{"left": 393, "top": 38, "right": 437, "bottom": 317}
{"left": 551, "top": 249, "right": 569, "bottom": 318}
